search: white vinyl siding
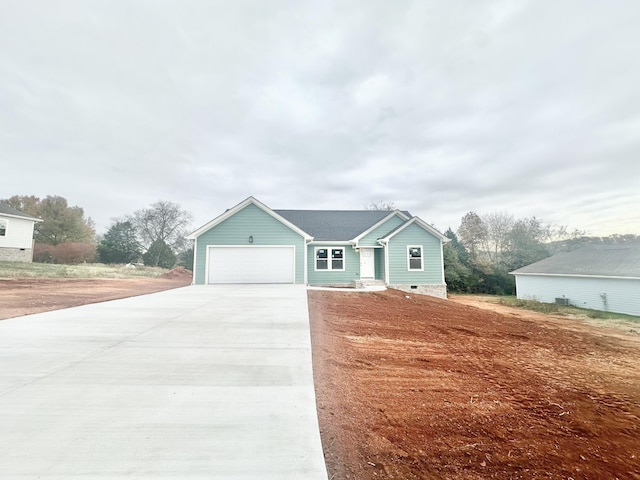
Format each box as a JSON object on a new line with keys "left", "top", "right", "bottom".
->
{"left": 208, "top": 246, "right": 295, "bottom": 284}
{"left": 0, "top": 216, "right": 36, "bottom": 249}
{"left": 515, "top": 274, "right": 640, "bottom": 317}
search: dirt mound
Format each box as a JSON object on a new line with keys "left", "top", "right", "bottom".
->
{"left": 160, "top": 266, "right": 192, "bottom": 279}
{"left": 309, "top": 288, "right": 640, "bottom": 479}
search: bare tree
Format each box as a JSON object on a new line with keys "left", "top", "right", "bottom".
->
{"left": 129, "top": 201, "right": 192, "bottom": 267}
{"left": 365, "top": 200, "right": 396, "bottom": 211}
{"left": 457, "top": 211, "right": 487, "bottom": 262}
{"left": 481, "top": 211, "right": 514, "bottom": 264}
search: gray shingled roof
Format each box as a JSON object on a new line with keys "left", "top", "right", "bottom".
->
{"left": 274, "top": 210, "right": 410, "bottom": 241}
{"left": 0, "top": 203, "right": 40, "bottom": 221}
{"left": 511, "top": 245, "right": 640, "bottom": 278}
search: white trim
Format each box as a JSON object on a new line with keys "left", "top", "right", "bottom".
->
{"left": 407, "top": 245, "right": 424, "bottom": 271}
{"left": 309, "top": 240, "right": 355, "bottom": 245}
{"left": 0, "top": 218, "right": 7, "bottom": 236}
{"left": 206, "top": 245, "right": 296, "bottom": 284}
{"left": 381, "top": 239, "right": 390, "bottom": 285}
{"left": 351, "top": 210, "right": 410, "bottom": 245}
{"left": 439, "top": 240, "right": 446, "bottom": 283}
{"left": 304, "top": 240, "right": 310, "bottom": 284}
{"left": 314, "top": 246, "right": 346, "bottom": 272}
{"left": 192, "top": 237, "right": 198, "bottom": 284}
{"left": 379, "top": 216, "right": 450, "bottom": 243}
{"left": 511, "top": 272, "right": 640, "bottom": 281}
{"left": 0, "top": 212, "right": 42, "bottom": 223}
{"left": 187, "top": 196, "right": 313, "bottom": 240}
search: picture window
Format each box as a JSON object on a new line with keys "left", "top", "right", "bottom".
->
{"left": 315, "top": 247, "right": 345, "bottom": 271}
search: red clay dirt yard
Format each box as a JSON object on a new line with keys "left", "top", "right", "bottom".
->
{"left": 309, "top": 288, "right": 640, "bottom": 480}
{"left": 0, "top": 269, "right": 192, "bottom": 320}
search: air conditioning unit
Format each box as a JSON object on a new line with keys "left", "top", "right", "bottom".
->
{"left": 555, "top": 297, "right": 570, "bottom": 306}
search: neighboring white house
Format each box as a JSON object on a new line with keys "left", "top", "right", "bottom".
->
{"left": 0, "top": 203, "right": 42, "bottom": 262}
{"left": 511, "top": 244, "right": 640, "bottom": 316}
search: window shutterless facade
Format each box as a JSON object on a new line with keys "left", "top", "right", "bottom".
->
{"left": 315, "top": 247, "right": 345, "bottom": 271}
{"left": 0, "top": 219, "right": 6, "bottom": 236}
{"left": 407, "top": 245, "right": 423, "bottom": 271}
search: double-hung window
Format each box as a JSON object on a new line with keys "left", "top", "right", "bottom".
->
{"left": 315, "top": 247, "right": 345, "bottom": 271}
{"left": 0, "top": 219, "right": 6, "bottom": 237}
{"left": 407, "top": 245, "right": 423, "bottom": 271}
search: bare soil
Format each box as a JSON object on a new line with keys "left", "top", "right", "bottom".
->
{"left": 0, "top": 269, "right": 192, "bottom": 320}
{"left": 309, "top": 289, "right": 640, "bottom": 479}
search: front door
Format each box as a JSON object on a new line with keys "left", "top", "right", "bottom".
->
{"left": 359, "top": 248, "right": 375, "bottom": 279}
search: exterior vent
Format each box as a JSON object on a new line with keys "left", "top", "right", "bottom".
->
{"left": 555, "top": 297, "right": 570, "bottom": 306}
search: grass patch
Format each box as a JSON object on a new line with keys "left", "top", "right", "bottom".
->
{"left": 498, "top": 297, "right": 564, "bottom": 314}
{"left": 0, "top": 261, "right": 169, "bottom": 279}
{"left": 498, "top": 296, "right": 640, "bottom": 323}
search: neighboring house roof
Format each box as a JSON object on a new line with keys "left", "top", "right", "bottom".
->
{"left": 0, "top": 203, "right": 41, "bottom": 222}
{"left": 511, "top": 245, "right": 640, "bottom": 279}
{"left": 274, "top": 209, "right": 411, "bottom": 241}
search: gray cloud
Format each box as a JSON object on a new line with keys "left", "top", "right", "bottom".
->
{"left": 1, "top": 0, "right": 639, "bottom": 236}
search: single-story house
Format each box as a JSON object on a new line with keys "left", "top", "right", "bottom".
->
{"left": 187, "top": 197, "right": 450, "bottom": 298}
{"left": 0, "top": 203, "right": 42, "bottom": 262}
{"left": 511, "top": 244, "right": 640, "bottom": 316}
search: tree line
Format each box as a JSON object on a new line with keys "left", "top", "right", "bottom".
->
{"left": 2, "top": 195, "right": 193, "bottom": 269}
{"left": 444, "top": 211, "right": 640, "bottom": 294}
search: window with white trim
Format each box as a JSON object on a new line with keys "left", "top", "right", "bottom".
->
{"left": 407, "top": 245, "right": 423, "bottom": 271}
{"left": 0, "top": 219, "right": 6, "bottom": 237}
{"left": 315, "top": 247, "right": 345, "bottom": 271}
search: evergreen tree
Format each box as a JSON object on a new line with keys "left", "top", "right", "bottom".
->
{"left": 143, "top": 239, "right": 176, "bottom": 268}
{"left": 98, "top": 221, "right": 142, "bottom": 264}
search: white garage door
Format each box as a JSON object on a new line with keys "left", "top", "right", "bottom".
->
{"left": 208, "top": 246, "right": 295, "bottom": 284}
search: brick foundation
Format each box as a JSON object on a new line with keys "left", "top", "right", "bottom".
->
{"left": 0, "top": 248, "right": 33, "bottom": 262}
{"left": 389, "top": 284, "right": 448, "bottom": 299}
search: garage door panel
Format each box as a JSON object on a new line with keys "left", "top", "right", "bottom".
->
{"left": 208, "top": 247, "right": 295, "bottom": 284}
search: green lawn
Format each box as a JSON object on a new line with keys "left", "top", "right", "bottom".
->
{"left": 0, "top": 261, "right": 169, "bottom": 279}
{"left": 497, "top": 295, "right": 640, "bottom": 322}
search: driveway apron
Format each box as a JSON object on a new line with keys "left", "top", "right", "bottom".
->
{"left": 0, "top": 285, "right": 327, "bottom": 479}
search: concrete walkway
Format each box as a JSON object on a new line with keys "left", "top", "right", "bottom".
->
{"left": 0, "top": 285, "right": 327, "bottom": 479}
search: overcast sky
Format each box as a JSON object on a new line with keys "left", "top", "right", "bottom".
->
{"left": 2, "top": 0, "right": 639, "bottom": 237}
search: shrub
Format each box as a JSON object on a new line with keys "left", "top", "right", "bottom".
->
{"left": 33, "top": 242, "right": 97, "bottom": 264}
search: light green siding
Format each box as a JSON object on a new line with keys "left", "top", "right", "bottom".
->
{"left": 387, "top": 223, "right": 443, "bottom": 284}
{"left": 194, "top": 204, "right": 306, "bottom": 284}
{"left": 357, "top": 214, "right": 406, "bottom": 247}
{"left": 307, "top": 244, "right": 359, "bottom": 285}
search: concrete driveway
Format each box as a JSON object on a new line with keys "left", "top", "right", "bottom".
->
{"left": 0, "top": 285, "right": 327, "bottom": 479}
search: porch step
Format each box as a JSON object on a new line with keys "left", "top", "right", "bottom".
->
{"left": 353, "top": 279, "right": 386, "bottom": 289}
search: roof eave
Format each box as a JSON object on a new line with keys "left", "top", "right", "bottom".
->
{"left": 186, "top": 196, "right": 313, "bottom": 240}
{"left": 378, "top": 216, "right": 450, "bottom": 243}
{"left": 0, "top": 212, "right": 42, "bottom": 222}
{"left": 510, "top": 272, "right": 640, "bottom": 280}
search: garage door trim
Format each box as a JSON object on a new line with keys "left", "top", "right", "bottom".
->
{"left": 205, "top": 245, "right": 296, "bottom": 284}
